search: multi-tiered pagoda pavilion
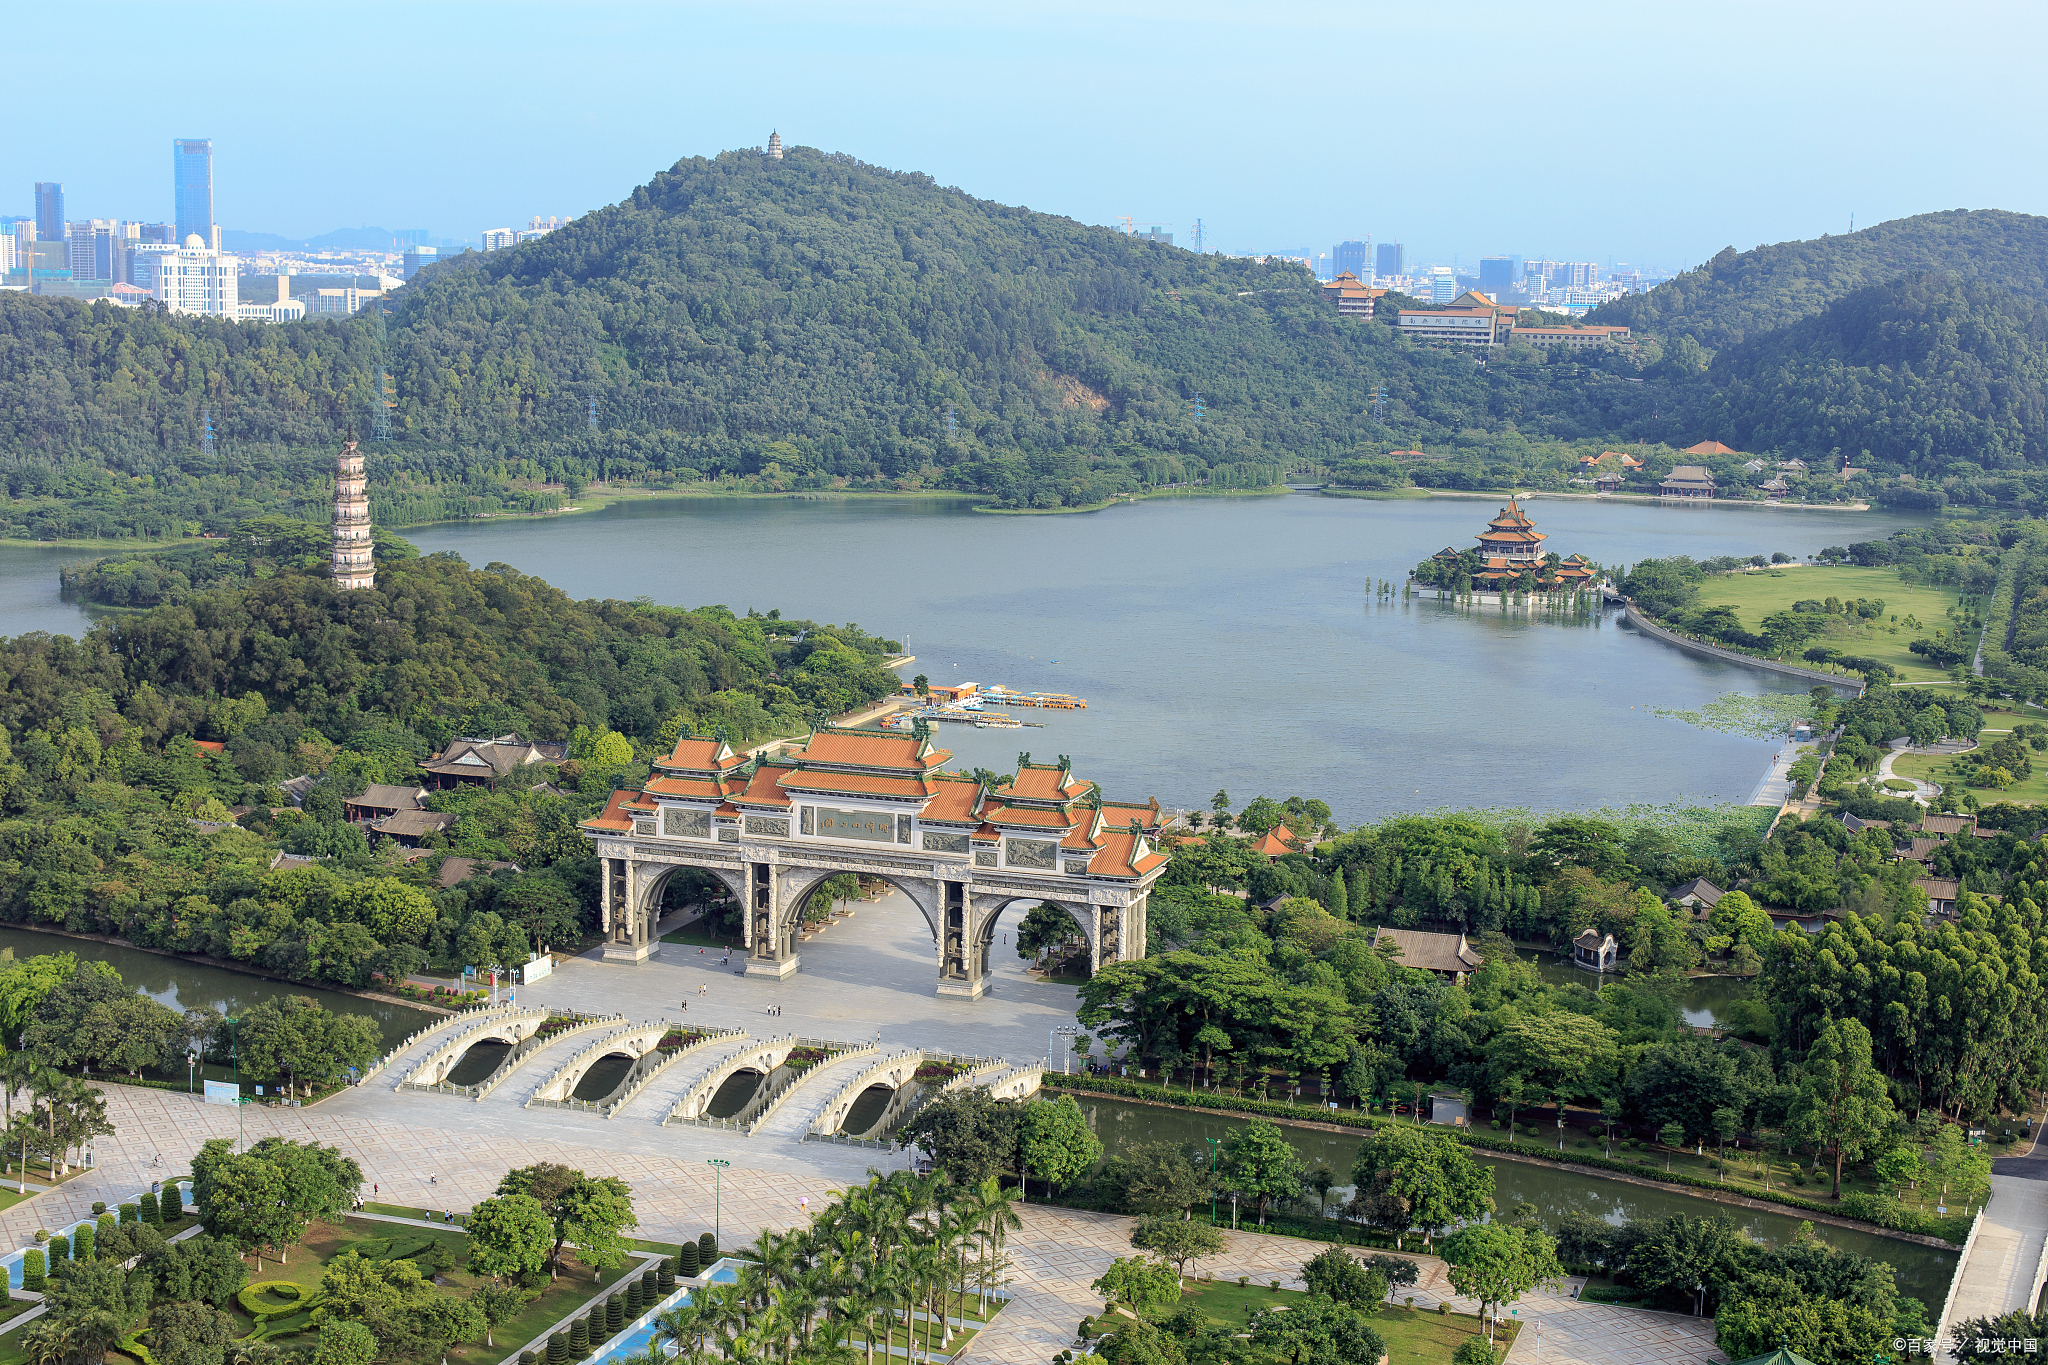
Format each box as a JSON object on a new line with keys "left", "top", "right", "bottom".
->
{"left": 1425, "top": 498, "right": 1597, "bottom": 592}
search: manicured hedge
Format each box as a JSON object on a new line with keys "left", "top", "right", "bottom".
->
{"left": 1041, "top": 1076, "right": 1969, "bottom": 1245}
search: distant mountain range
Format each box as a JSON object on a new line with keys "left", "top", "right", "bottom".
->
{"left": 221, "top": 227, "right": 461, "bottom": 253}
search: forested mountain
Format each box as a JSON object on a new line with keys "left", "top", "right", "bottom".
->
{"left": 0, "top": 145, "right": 1655, "bottom": 534}
{"left": 1588, "top": 209, "right": 2048, "bottom": 350}
{"left": 3, "top": 150, "right": 2047, "bottom": 538}
{"left": 1683, "top": 274, "right": 2048, "bottom": 476}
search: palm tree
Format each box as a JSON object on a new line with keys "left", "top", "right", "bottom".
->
{"left": 654, "top": 1299, "right": 713, "bottom": 1362}
{"left": 962, "top": 1177, "right": 1019, "bottom": 1318}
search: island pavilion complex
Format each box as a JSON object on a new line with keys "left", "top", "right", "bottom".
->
{"left": 580, "top": 725, "right": 1167, "bottom": 998}
{"left": 1427, "top": 498, "right": 1597, "bottom": 592}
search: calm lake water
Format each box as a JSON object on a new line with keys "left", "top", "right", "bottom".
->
{"left": 0, "top": 493, "right": 1929, "bottom": 822}
{"left": 1072, "top": 1095, "right": 1958, "bottom": 1304}
{"left": 0, "top": 926, "right": 437, "bottom": 1049}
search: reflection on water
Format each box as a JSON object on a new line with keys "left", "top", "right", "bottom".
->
{"left": 442, "top": 1039, "right": 510, "bottom": 1088}
{"left": 0, "top": 926, "right": 436, "bottom": 1047}
{"left": 705, "top": 1069, "right": 765, "bottom": 1119}
{"left": 1520, "top": 950, "right": 1753, "bottom": 1028}
{"left": 841, "top": 1084, "right": 896, "bottom": 1135}
{"left": 572, "top": 1053, "right": 637, "bottom": 1101}
{"left": 1070, "top": 1096, "right": 1956, "bottom": 1304}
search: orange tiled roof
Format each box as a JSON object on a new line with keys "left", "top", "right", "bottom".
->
{"left": 984, "top": 804, "right": 1078, "bottom": 829}
{"left": 918, "top": 777, "right": 985, "bottom": 824}
{"left": 781, "top": 769, "right": 935, "bottom": 800}
{"left": 794, "top": 728, "right": 949, "bottom": 772}
{"left": 657, "top": 737, "right": 744, "bottom": 773}
{"left": 1001, "top": 764, "right": 1091, "bottom": 803}
{"left": 1620, "top": 454, "right": 1643, "bottom": 468}
{"left": 1682, "top": 440, "right": 1742, "bottom": 456}
{"left": 194, "top": 739, "right": 226, "bottom": 753}
{"left": 1090, "top": 828, "right": 1168, "bottom": 878}
{"left": 729, "top": 764, "right": 794, "bottom": 808}
{"left": 644, "top": 775, "right": 728, "bottom": 800}
{"left": 581, "top": 789, "right": 636, "bottom": 832}
{"left": 1253, "top": 827, "right": 1303, "bottom": 857}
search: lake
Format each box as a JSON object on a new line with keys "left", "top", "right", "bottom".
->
{"left": 0, "top": 492, "right": 1930, "bottom": 823}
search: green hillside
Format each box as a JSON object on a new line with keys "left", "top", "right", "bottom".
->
{"left": 0, "top": 145, "right": 1651, "bottom": 537}
{"left": 1588, "top": 209, "right": 2048, "bottom": 350}
{"left": 1682, "top": 274, "right": 2048, "bottom": 482}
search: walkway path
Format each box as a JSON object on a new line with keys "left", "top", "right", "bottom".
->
{"left": 1942, "top": 1134, "right": 2048, "bottom": 1359}
{"left": 32, "top": 1085, "right": 1724, "bottom": 1365}
{"left": 1878, "top": 738, "right": 1950, "bottom": 803}
{"left": 1748, "top": 745, "right": 1802, "bottom": 807}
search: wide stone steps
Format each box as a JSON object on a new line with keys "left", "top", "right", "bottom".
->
{"left": 610, "top": 1035, "right": 759, "bottom": 1120}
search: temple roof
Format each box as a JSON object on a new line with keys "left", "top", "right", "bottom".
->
{"left": 655, "top": 736, "right": 745, "bottom": 775}
{"left": 784, "top": 727, "right": 950, "bottom": 773}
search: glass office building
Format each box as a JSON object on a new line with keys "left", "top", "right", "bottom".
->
{"left": 174, "top": 139, "right": 213, "bottom": 245}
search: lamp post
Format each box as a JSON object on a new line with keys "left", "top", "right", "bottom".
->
{"left": 187, "top": 1052, "right": 197, "bottom": 1096}
{"left": 706, "top": 1158, "right": 729, "bottom": 1249}
{"left": 1052, "top": 1027, "right": 1079, "bottom": 1076}
{"left": 1204, "top": 1138, "right": 1221, "bottom": 1227}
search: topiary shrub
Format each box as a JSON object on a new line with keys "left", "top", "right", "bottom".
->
{"left": 1436, "top": 1302, "right": 1448, "bottom": 1315}
{"left": 657, "top": 1262, "right": 675, "bottom": 1293}
{"left": 91, "top": 1202, "right": 106, "bottom": 1216}
{"left": 678, "top": 1243, "right": 700, "bottom": 1277}
{"left": 1453, "top": 1339, "right": 1499, "bottom": 1365}
{"left": 97, "top": 1214, "right": 117, "bottom": 1246}
{"left": 698, "top": 1231, "right": 717, "bottom": 1264}
{"left": 568, "top": 1316, "right": 588, "bottom": 1355}
{"left": 547, "top": 1333, "right": 568, "bottom": 1365}
{"left": 161, "top": 1187, "right": 183, "bottom": 1223}
{"left": 138, "top": 1195, "right": 160, "bottom": 1226}
{"left": 521, "top": 1355, "right": 539, "bottom": 1365}
{"left": 72, "top": 1224, "right": 94, "bottom": 1261}
{"left": 47, "top": 1234, "right": 68, "bottom": 1264}
{"left": 641, "top": 1269, "right": 658, "bottom": 1302}
{"left": 118, "top": 1203, "right": 138, "bottom": 1225}
{"left": 21, "top": 1249, "right": 44, "bottom": 1292}
{"left": 610, "top": 1291, "right": 628, "bottom": 1329}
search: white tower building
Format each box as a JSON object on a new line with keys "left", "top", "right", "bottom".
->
{"left": 332, "top": 439, "right": 375, "bottom": 590}
{"left": 768, "top": 131, "right": 783, "bottom": 160}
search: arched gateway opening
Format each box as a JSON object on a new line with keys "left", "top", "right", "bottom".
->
{"left": 581, "top": 726, "right": 1168, "bottom": 999}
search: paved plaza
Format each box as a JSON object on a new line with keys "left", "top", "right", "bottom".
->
{"left": 517, "top": 888, "right": 1093, "bottom": 1065}
{"left": 0, "top": 896, "right": 1732, "bottom": 1363}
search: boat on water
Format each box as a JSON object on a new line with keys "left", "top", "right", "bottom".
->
{"left": 975, "top": 716, "right": 1023, "bottom": 729}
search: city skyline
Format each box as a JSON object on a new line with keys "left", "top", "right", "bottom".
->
{"left": 2, "top": 1, "right": 2039, "bottom": 272}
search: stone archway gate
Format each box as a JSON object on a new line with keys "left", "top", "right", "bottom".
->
{"left": 580, "top": 735, "right": 1170, "bottom": 999}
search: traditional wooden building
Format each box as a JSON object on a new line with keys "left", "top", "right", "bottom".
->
{"left": 1371, "top": 926, "right": 1483, "bottom": 983}
{"left": 1660, "top": 465, "right": 1717, "bottom": 499}
{"left": 1427, "top": 499, "right": 1599, "bottom": 592}
{"left": 419, "top": 734, "right": 569, "bottom": 790}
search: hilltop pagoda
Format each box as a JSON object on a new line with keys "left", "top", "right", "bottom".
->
{"left": 1423, "top": 498, "right": 1597, "bottom": 592}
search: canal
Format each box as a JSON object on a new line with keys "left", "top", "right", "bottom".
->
{"left": 1066, "top": 1094, "right": 1958, "bottom": 1305}
{"left": 0, "top": 926, "right": 439, "bottom": 1051}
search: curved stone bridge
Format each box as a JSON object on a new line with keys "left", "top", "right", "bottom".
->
{"left": 399, "top": 1008, "right": 549, "bottom": 1087}
{"left": 527, "top": 1021, "right": 674, "bottom": 1105}
{"left": 665, "top": 1036, "right": 837, "bottom": 1124}
{"left": 809, "top": 1051, "right": 925, "bottom": 1137}
{"left": 602, "top": 1030, "right": 746, "bottom": 1119}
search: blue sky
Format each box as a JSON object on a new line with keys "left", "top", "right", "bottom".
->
{"left": 7, "top": 0, "right": 2037, "bottom": 271}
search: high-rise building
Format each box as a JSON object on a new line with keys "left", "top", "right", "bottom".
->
{"left": 132, "top": 234, "right": 238, "bottom": 316}
{"left": 401, "top": 245, "right": 437, "bottom": 279}
{"left": 173, "top": 140, "right": 214, "bottom": 247}
{"left": 480, "top": 228, "right": 516, "bottom": 251}
{"left": 1564, "top": 261, "right": 1599, "bottom": 288}
{"left": 34, "top": 184, "right": 63, "bottom": 242}
{"left": 1477, "top": 257, "right": 1514, "bottom": 299}
{"left": 1333, "top": 240, "right": 1372, "bottom": 285}
{"left": 67, "top": 220, "right": 127, "bottom": 283}
{"left": 1376, "top": 242, "right": 1404, "bottom": 278}
{"left": 138, "top": 222, "right": 175, "bottom": 244}
{"left": 332, "top": 440, "right": 376, "bottom": 590}
{"left": 1428, "top": 266, "right": 1456, "bottom": 303}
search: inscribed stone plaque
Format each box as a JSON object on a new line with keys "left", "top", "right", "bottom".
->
{"left": 717, "top": 828, "right": 739, "bottom": 843}
{"left": 923, "top": 831, "right": 970, "bottom": 854}
{"left": 663, "top": 808, "right": 711, "bottom": 838}
{"left": 633, "top": 821, "right": 656, "bottom": 837}
{"left": 1007, "top": 839, "right": 1057, "bottom": 869}
{"left": 744, "top": 816, "right": 789, "bottom": 838}
{"left": 800, "top": 807, "right": 815, "bottom": 835}
{"left": 975, "top": 850, "right": 998, "bottom": 867}
{"left": 816, "top": 808, "right": 898, "bottom": 843}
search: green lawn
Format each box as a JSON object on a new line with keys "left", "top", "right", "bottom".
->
{"left": 1893, "top": 749, "right": 2048, "bottom": 807}
{"left": 661, "top": 925, "right": 741, "bottom": 949}
{"left": 1167, "top": 1280, "right": 1515, "bottom": 1363}
{"left": 1691, "top": 564, "right": 1978, "bottom": 681}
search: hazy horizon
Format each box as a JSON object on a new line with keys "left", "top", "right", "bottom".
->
{"left": 5, "top": 0, "right": 2039, "bottom": 273}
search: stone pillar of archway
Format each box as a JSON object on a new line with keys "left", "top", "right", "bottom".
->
{"left": 743, "top": 859, "right": 800, "bottom": 979}
{"left": 603, "top": 862, "right": 669, "bottom": 964}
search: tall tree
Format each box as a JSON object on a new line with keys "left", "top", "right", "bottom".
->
{"left": 1790, "top": 1018, "right": 1895, "bottom": 1197}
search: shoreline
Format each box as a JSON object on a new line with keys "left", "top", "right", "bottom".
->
{"left": 1043, "top": 1084, "right": 1961, "bottom": 1252}
{"left": 1, "top": 922, "right": 454, "bottom": 1017}
{"left": 1384, "top": 488, "right": 1875, "bottom": 512}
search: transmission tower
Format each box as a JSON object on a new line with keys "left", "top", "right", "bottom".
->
{"left": 588, "top": 397, "right": 599, "bottom": 431}
{"left": 944, "top": 403, "right": 958, "bottom": 441}
{"left": 1190, "top": 393, "right": 1205, "bottom": 423}
{"left": 1192, "top": 219, "right": 1205, "bottom": 254}
{"left": 200, "top": 406, "right": 215, "bottom": 459}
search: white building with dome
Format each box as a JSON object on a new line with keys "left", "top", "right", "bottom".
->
{"left": 131, "top": 233, "right": 238, "bottom": 316}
